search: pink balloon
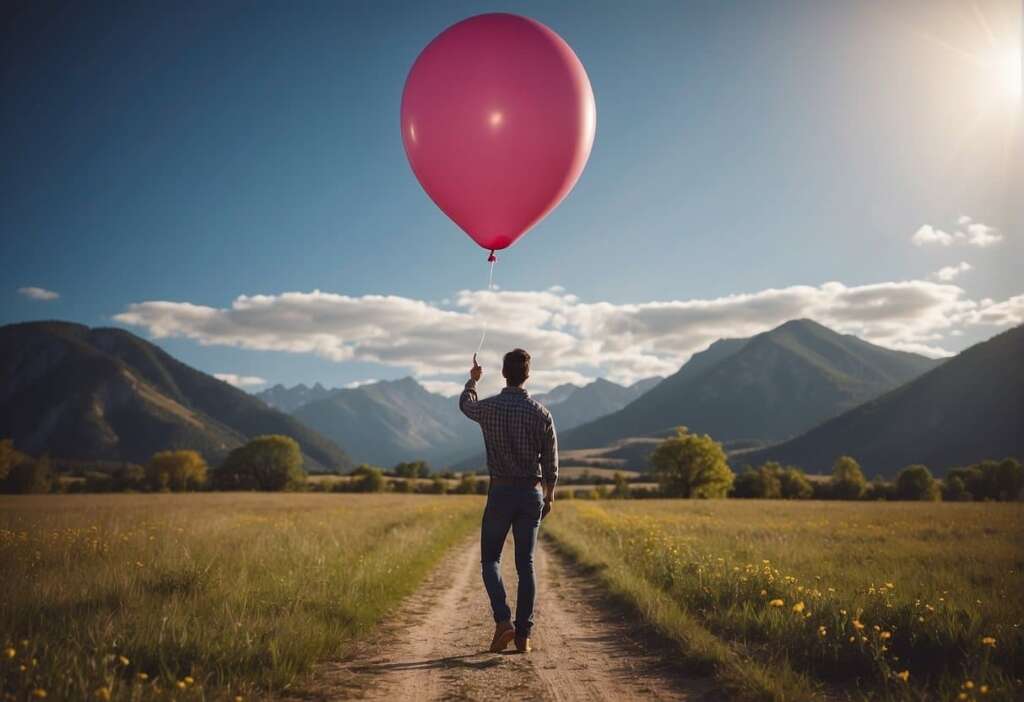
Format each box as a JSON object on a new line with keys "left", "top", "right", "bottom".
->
{"left": 401, "top": 13, "right": 596, "bottom": 254}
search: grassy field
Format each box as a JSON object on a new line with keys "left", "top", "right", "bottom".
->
{"left": 0, "top": 493, "right": 482, "bottom": 701}
{"left": 544, "top": 500, "right": 1024, "bottom": 701}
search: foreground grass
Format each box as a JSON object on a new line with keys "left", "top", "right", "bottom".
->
{"left": 545, "top": 500, "right": 1024, "bottom": 701}
{"left": 1, "top": 493, "right": 481, "bottom": 700}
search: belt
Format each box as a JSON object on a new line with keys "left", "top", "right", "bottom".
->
{"left": 489, "top": 475, "right": 541, "bottom": 487}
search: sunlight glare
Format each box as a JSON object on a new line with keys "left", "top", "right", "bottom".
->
{"left": 989, "top": 48, "right": 1022, "bottom": 102}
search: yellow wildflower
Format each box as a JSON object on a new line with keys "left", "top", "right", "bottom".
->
{"left": 768, "top": 599, "right": 784, "bottom": 607}
{"left": 184, "top": 676, "right": 194, "bottom": 685}
{"left": 980, "top": 685, "right": 989, "bottom": 694}
{"left": 880, "top": 631, "right": 891, "bottom": 640}
{"left": 3, "top": 648, "right": 15, "bottom": 659}
{"left": 118, "top": 655, "right": 130, "bottom": 666}
{"left": 896, "top": 670, "right": 909, "bottom": 682}
{"left": 95, "top": 687, "right": 111, "bottom": 701}
{"left": 965, "top": 681, "right": 975, "bottom": 689}
{"left": 885, "top": 582, "right": 894, "bottom": 589}
{"left": 235, "top": 697, "right": 244, "bottom": 702}
{"left": 818, "top": 626, "right": 827, "bottom": 637}
{"left": 792, "top": 601, "right": 805, "bottom": 614}
{"left": 32, "top": 690, "right": 47, "bottom": 699}
{"left": 852, "top": 620, "right": 865, "bottom": 631}
{"left": 981, "top": 636, "right": 996, "bottom": 647}
{"left": 137, "top": 672, "right": 149, "bottom": 681}
{"left": 176, "top": 681, "right": 186, "bottom": 690}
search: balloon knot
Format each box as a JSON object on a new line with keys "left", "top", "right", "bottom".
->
{"left": 487, "top": 250, "right": 497, "bottom": 263}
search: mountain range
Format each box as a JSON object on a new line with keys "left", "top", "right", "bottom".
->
{"left": 258, "top": 382, "right": 336, "bottom": 412}
{"left": 562, "top": 319, "right": 943, "bottom": 450}
{"left": 0, "top": 322, "right": 352, "bottom": 471}
{"left": 271, "top": 375, "right": 662, "bottom": 467}
{"left": 744, "top": 323, "right": 1024, "bottom": 476}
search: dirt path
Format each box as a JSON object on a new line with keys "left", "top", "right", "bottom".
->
{"left": 297, "top": 536, "right": 716, "bottom": 701}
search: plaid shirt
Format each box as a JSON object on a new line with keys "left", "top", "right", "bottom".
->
{"left": 459, "top": 380, "right": 558, "bottom": 485}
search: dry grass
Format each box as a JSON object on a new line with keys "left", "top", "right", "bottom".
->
{"left": 0, "top": 493, "right": 482, "bottom": 700}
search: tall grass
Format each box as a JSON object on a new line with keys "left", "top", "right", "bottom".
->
{"left": 545, "top": 500, "right": 1024, "bottom": 701}
{"left": 0, "top": 493, "right": 481, "bottom": 700}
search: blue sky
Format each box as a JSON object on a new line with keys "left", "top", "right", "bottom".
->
{"left": 3, "top": 1, "right": 1022, "bottom": 395}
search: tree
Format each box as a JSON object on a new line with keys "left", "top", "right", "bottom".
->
{"left": 942, "top": 473, "right": 972, "bottom": 501}
{"left": 425, "top": 475, "right": 448, "bottom": 494}
{"left": 778, "top": 466, "right": 813, "bottom": 499}
{"left": 731, "top": 462, "right": 809, "bottom": 499}
{"left": 394, "top": 461, "right": 430, "bottom": 479}
{"left": 147, "top": 450, "right": 207, "bottom": 491}
{"left": 214, "top": 435, "right": 305, "bottom": 491}
{"left": 985, "top": 458, "right": 1023, "bottom": 501}
{"left": 611, "top": 472, "right": 632, "bottom": 499}
{"left": 0, "top": 438, "right": 17, "bottom": 482}
{"left": 650, "top": 427, "right": 734, "bottom": 498}
{"left": 350, "top": 465, "right": 386, "bottom": 493}
{"left": 0, "top": 455, "right": 53, "bottom": 494}
{"left": 896, "top": 464, "right": 941, "bottom": 501}
{"left": 111, "top": 464, "right": 147, "bottom": 492}
{"left": 453, "top": 473, "right": 479, "bottom": 494}
{"left": 830, "top": 456, "right": 867, "bottom": 500}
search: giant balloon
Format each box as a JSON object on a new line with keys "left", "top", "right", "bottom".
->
{"left": 401, "top": 13, "right": 596, "bottom": 255}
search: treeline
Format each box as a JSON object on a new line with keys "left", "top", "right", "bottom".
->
{"left": 632, "top": 427, "right": 1023, "bottom": 502}
{"left": 0, "top": 435, "right": 307, "bottom": 494}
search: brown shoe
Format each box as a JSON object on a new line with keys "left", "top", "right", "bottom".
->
{"left": 489, "top": 621, "right": 515, "bottom": 653}
{"left": 514, "top": 635, "right": 532, "bottom": 653}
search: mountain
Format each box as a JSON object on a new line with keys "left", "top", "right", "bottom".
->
{"left": 541, "top": 377, "right": 662, "bottom": 431}
{"left": 257, "top": 382, "right": 335, "bottom": 412}
{"left": 0, "top": 321, "right": 352, "bottom": 471}
{"left": 563, "top": 319, "right": 943, "bottom": 450}
{"left": 533, "top": 383, "right": 580, "bottom": 406}
{"left": 744, "top": 324, "right": 1024, "bottom": 476}
{"left": 292, "top": 377, "right": 478, "bottom": 468}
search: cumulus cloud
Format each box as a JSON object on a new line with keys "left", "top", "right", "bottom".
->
{"left": 932, "top": 261, "right": 972, "bottom": 282}
{"left": 114, "top": 277, "right": 1024, "bottom": 391}
{"left": 912, "top": 225, "right": 955, "bottom": 246}
{"left": 912, "top": 217, "right": 1004, "bottom": 248}
{"left": 964, "top": 223, "right": 1003, "bottom": 247}
{"left": 17, "top": 286, "right": 59, "bottom": 301}
{"left": 213, "top": 373, "right": 267, "bottom": 389}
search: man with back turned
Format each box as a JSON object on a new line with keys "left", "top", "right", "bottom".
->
{"left": 459, "top": 348, "right": 558, "bottom": 654}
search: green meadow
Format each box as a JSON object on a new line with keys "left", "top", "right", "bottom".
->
{"left": 544, "top": 500, "right": 1024, "bottom": 701}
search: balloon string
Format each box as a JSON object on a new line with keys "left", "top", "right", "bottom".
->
{"left": 475, "top": 254, "right": 496, "bottom": 355}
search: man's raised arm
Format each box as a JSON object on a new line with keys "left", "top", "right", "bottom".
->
{"left": 459, "top": 353, "right": 485, "bottom": 423}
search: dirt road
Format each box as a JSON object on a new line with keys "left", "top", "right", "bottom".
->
{"left": 299, "top": 536, "right": 715, "bottom": 701}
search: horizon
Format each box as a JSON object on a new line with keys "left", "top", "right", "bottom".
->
{"left": 4, "top": 0, "right": 1022, "bottom": 397}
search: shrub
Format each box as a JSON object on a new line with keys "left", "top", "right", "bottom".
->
{"left": 830, "top": 456, "right": 867, "bottom": 500}
{"left": 650, "top": 427, "right": 733, "bottom": 498}
{"left": 147, "top": 450, "right": 207, "bottom": 491}
{"left": 896, "top": 464, "right": 941, "bottom": 501}
{"left": 0, "top": 454, "right": 53, "bottom": 494}
{"left": 214, "top": 435, "right": 305, "bottom": 491}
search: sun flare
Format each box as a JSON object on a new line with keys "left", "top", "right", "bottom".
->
{"left": 988, "top": 48, "right": 1022, "bottom": 101}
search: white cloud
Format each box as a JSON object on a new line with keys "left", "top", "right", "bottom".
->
{"left": 214, "top": 373, "right": 267, "bottom": 389}
{"left": 17, "top": 286, "right": 59, "bottom": 301}
{"left": 965, "top": 223, "right": 1003, "bottom": 247}
{"left": 931, "top": 261, "right": 972, "bottom": 281}
{"left": 343, "top": 378, "right": 379, "bottom": 389}
{"left": 967, "top": 295, "right": 1024, "bottom": 327}
{"left": 911, "top": 218, "right": 1004, "bottom": 248}
{"left": 114, "top": 277, "right": 1023, "bottom": 390}
{"left": 912, "top": 225, "right": 954, "bottom": 246}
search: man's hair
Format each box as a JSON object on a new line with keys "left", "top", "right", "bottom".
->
{"left": 502, "top": 348, "right": 531, "bottom": 387}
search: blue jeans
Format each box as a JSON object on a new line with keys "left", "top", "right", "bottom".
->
{"left": 480, "top": 483, "right": 543, "bottom": 637}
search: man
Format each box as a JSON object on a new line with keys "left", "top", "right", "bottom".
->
{"left": 459, "top": 348, "right": 558, "bottom": 654}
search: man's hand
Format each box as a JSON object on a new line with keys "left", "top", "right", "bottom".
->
{"left": 541, "top": 498, "right": 552, "bottom": 521}
{"left": 470, "top": 353, "right": 483, "bottom": 382}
